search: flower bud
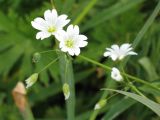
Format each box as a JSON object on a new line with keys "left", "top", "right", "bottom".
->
{"left": 111, "top": 67, "right": 123, "bottom": 81}
{"left": 62, "top": 83, "right": 70, "bottom": 100}
{"left": 94, "top": 99, "right": 107, "bottom": 110}
{"left": 25, "top": 73, "right": 38, "bottom": 88}
{"left": 32, "top": 52, "right": 41, "bottom": 63}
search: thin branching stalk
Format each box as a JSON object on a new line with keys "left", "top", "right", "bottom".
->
{"left": 79, "top": 55, "right": 160, "bottom": 91}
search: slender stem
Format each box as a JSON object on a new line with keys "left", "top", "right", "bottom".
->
{"left": 121, "top": 67, "right": 146, "bottom": 98}
{"left": 39, "top": 49, "right": 59, "bottom": 54}
{"left": 38, "top": 58, "right": 59, "bottom": 74}
{"left": 64, "top": 57, "right": 69, "bottom": 83}
{"left": 79, "top": 55, "right": 111, "bottom": 70}
{"left": 90, "top": 110, "right": 99, "bottom": 120}
{"left": 128, "top": 83, "right": 146, "bottom": 98}
{"left": 50, "top": 0, "right": 55, "bottom": 9}
{"left": 78, "top": 55, "right": 160, "bottom": 91}
{"left": 73, "top": 0, "right": 98, "bottom": 25}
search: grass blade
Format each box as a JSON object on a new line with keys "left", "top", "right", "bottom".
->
{"left": 58, "top": 52, "right": 75, "bottom": 120}
{"left": 82, "top": 0, "right": 144, "bottom": 32}
{"left": 103, "top": 97, "right": 136, "bottom": 120}
{"left": 73, "top": 0, "right": 98, "bottom": 25}
{"left": 102, "top": 88, "right": 160, "bottom": 117}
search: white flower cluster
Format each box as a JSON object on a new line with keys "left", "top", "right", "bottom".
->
{"left": 104, "top": 43, "right": 137, "bottom": 82}
{"left": 31, "top": 9, "right": 88, "bottom": 56}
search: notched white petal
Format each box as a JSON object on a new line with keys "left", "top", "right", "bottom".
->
{"left": 31, "top": 9, "right": 69, "bottom": 40}
{"left": 59, "top": 25, "right": 88, "bottom": 56}
{"left": 36, "top": 32, "right": 51, "bottom": 40}
{"left": 104, "top": 43, "right": 137, "bottom": 61}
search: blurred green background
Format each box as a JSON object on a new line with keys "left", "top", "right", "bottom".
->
{"left": 0, "top": 0, "right": 160, "bottom": 120}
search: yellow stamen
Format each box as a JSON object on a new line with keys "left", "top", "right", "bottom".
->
{"left": 48, "top": 27, "right": 56, "bottom": 33}
{"left": 65, "top": 40, "right": 74, "bottom": 48}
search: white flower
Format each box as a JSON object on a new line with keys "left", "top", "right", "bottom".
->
{"left": 25, "top": 73, "right": 39, "bottom": 88}
{"left": 56, "top": 25, "right": 88, "bottom": 56}
{"left": 111, "top": 67, "right": 123, "bottom": 81}
{"left": 31, "top": 9, "right": 70, "bottom": 40}
{"left": 104, "top": 43, "right": 137, "bottom": 61}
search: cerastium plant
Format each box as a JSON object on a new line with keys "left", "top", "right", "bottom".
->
{"left": 24, "top": 1, "right": 160, "bottom": 120}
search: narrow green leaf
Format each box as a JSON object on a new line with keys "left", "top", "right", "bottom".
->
{"left": 103, "top": 97, "right": 136, "bottom": 120}
{"left": 139, "top": 57, "right": 159, "bottom": 81}
{"left": 73, "top": 0, "right": 98, "bottom": 25}
{"left": 103, "top": 89, "right": 160, "bottom": 116}
{"left": 0, "top": 45, "right": 24, "bottom": 75}
{"left": 122, "top": 0, "right": 160, "bottom": 66}
{"left": 58, "top": 52, "right": 75, "bottom": 120}
{"left": 82, "top": 0, "right": 144, "bottom": 31}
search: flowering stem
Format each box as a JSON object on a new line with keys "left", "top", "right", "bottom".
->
{"left": 38, "top": 57, "right": 59, "bottom": 74}
{"left": 128, "top": 83, "right": 146, "bottom": 98}
{"left": 121, "top": 66, "right": 146, "bottom": 98}
{"left": 78, "top": 55, "right": 160, "bottom": 91}
{"left": 73, "top": 0, "right": 98, "bottom": 25}
{"left": 57, "top": 52, "right": 75, "bottom": 120}
{"left": 39, "top": 49, "right": 59, "bottom": 54}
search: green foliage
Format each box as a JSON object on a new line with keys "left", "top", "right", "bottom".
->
{"left": 103, "top": 89, "right": 160, "bottom": 116}
{"left": 0, "top": 0, "right": 160, "bottom": 119}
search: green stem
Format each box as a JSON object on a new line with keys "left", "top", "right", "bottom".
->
{"left": 38, "top": 58, "right": 59, "bottom": 74}
{"left": 58, "top": 52, "right": 75, "bottom": 120}
{"left": 39, "top": 49, "right": 59, "bottom": 54}
{"left": 78, "top": 55, "right": 160, "bottom": 91}
{"left": 73, "top": 0, "right": 98, "bottom": 25}
{"left": 128, "top": 83, "right": 146, "bottom": 98}
{"left": 121, "top": 67, "right": 146, "bottom": 98}
{"left": 50, "top": 0, "right": 55, "bottom": 9}
{"left": 90, "top": 110, "right": 99, "bottom": 120}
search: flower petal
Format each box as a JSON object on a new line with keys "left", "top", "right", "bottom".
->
{"left": 44, "top": 9, "right": 57, "bottom": 25}
{"left": 74, "top": 47, "right": 80, "bottom": 56}
{"left": 128, "top": 51, "right": 137, "bottom": 55}
{"left": 111, "top": 44, "right": 119, "bottom": 51}
{"left": 103, "top": 52, "right": 111, "bottom": 57}
{"left": 55, "top": 30, "right": 68, "bottom": 41}
{"left": 68, "top": 49, "right": 75, "bottom": 56}
{"left": 67, "top": 24, "right": 74, "bottom": 34}
{"left": 56, "top": 14, "right": 70, "bottom": 28}
{"left": 31, "top": 17, "right": 47, "bottom": 31}
{"left": 74, "top": 25, "right": 79, "bottom": 35}
{"left": 120, "top": 43, "right": 131, "bottom": 51}
{"left": 79, "top": 41, "right": 88, "bottom": 47}
{"left": 36, "top": 31, "right": 51, "bottom": 40}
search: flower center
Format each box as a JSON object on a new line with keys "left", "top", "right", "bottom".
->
{"left": 65, "top": 40, "right": 74, "bottom": 48}
{"left": 48, "top": 26, "right": 56, "bottom": 33}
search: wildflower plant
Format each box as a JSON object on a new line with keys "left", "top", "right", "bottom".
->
{"left": 31, "top": 9, "right": 70, "bottom": 40}
{"left": 6, "top": 0, "right": 159, "bottom": 120}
